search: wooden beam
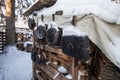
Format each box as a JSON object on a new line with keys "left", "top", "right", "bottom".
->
{"left": 72, "top": 15, "right": 77, "bottom": 26}
{"left": 72, "top": 58, "right": 79, "bottom": 80}
{"left": 35, "top": 43, "right": 63, "bottom": 54}
{"left": 23, "top": 0, "right": 42, "bottom": 16}
{"left": 36, "top": 73, "right": 44, "bottom": 80}
{"left": 23, "top": 0, "right": 57, "bottom": 16}
{"left": 33, "top": 62, "right": 38, "bottom": 80}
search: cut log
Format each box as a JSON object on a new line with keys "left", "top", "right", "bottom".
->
{"left": 37, "top": 64, "right": 69, "bottom": 80}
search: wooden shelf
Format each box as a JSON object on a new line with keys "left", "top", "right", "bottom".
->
{"left": 33, "top": 38, "right": 80, "bottom": 80}
{"left": 35, "top": 42, "right": 63, "bottom": 54}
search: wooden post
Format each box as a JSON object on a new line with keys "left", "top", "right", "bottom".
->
{"left": 41, "top": 15, "right": 44, "bottom": 22}
{"left": 32, "top": 29, "right": 37, "bottom": 80}
{"left": 72, "top": 58, "right": 79, "bottom": 80}
{"left": 33, "top": 62, "right": 38, "bottom": 80}
{"left": 71, "top": 16, "right": 78, "bottom": 80}
{"left": 52, "top": 14, "right": 55, "bottom": 21}
{"left": 72, "top": 15, "right": 77, "bottom": 26}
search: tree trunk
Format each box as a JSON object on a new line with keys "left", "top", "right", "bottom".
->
{"left": 5, "top": 0, "right": 16, "bottom": 45}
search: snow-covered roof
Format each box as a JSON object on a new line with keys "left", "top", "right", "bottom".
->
{"left": 38, "top": 0, "right": 120, "bottom": 24}
{"left": 23, "top": 0, "right": 120, "bottom": 24}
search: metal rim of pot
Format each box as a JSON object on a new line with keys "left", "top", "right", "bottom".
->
{"left": 28, "top": 18, "right": 36, "bottom": 30}
{"left": 46, "top": 27, "right": 60, "bottom": 45}
{"left": 35, "top": 25, "right": 47, "bottom": 40}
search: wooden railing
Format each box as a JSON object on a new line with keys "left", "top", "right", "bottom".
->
{"left": 0, "top": 31, "right": 5, "bottom": 53}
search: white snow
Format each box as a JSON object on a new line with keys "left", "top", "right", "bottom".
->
{"left": 46, "top": 61, "right": 51, "bottom": 65}
{"left": 57, "top": 66, "right": 68, "bottom": 73}
{"left": 1, "top": 6, "right": 5, "bottom": 16}
{"left": 116, "top": 16, "right": 120, "bottom": 25}
{"left": 47, "top": 21, "right": 59, "bottom": 31}
{"left": 63, "top": 25, "right": 87, "bottom": 36}
{"left": 15, "top": 16, "right": 29, "bottom": 29}
{"left": 28, "top": 0, "right": 34, "bottom": 4}
{"left": 36, "top": 0, "right": 120, "bottom": 24}
{"left": 65, "top": 74, "right": 72, "bottom": 80}
{"left": 23, "top": 41, "right": 33, "bottom": 47}
{"left": 0, "top": 46, "right": 32, "bottom": 80}
{"left": 38, "top": 22, "right": 45, "bottom": 27}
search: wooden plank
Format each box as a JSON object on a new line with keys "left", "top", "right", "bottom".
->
{"left": 35, "top": 43, "right": 63, "bottom": 54}
{"left": 0, "top": 37, "right": 5, "bottom": 39}
{"left": 33, "top": 62, "right": 38, "bottom": 80}
{"left": 48, "top": 52, "right": 71, "bottom": 68}
{"left": 37, "top": 64, "right": 57, "bottom": 79}
{"left": 57, "top": 56, "right": 71, "bottom": 68}
{"left": 0, "top": 32, "right": 5, "bottom": 53}
{"left": 37, "top": 64, "right": 69, "bottom": 80}
{"left": 72, "top": 58, "right": 79, "bottom": 80}
{"left": 23, "top": 0, "right": 57, "bottom": 16}
{"left": 72, "top": 15, "right": 77, "bottom": 26}
{"left": 36, "top": 73, "right": 44, "bottom": 80}
{"left": 0, "top": 39, "right": 4, "bottom": 40}
{"left": 45, "top": 45, "right": 63, "bottom": 54}
{"left": 49, "top": 63, "right": 59, "bottom": 70}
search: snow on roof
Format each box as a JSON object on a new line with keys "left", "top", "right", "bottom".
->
{"left": 36, "top": 0, "right": 120, "bottom": 24}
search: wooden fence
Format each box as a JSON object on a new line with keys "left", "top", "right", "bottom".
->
{"left": 0, "top": 32, "right": 5, "bottom": 53}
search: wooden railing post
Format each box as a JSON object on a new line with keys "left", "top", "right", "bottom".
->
{"left": 72, "top": 58, "right": 79, "bottom": 80}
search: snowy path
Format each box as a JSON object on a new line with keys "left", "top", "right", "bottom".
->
{"left": 0, "top": 46, "right": 32, "bottom": 80}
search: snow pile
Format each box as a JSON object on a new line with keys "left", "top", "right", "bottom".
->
{"left": 38, "top": 22, "right": 46, "bottom": 27}
{"left": 65, "top": 74, "right": 72, "bottom": 80}
{"left": 57, "top": 66, "right": 68, "bottom": 73}
{"left": 0, "top": 46, "right": 32, "bottom": 80}
{"left": 1, "top": 6, "right": 5, "bottom": 16}
{"left": 15, "top": 16, "right": 28, "bottom": 28}
{"left": 47, "top": 21, "right": 59, "bottom": 31}
{"left": 23, "top": 41, "right": 33, "bottom": 47}
{"left": 37, "top": 0, "right": 120, "bottom": 24}
{"left": 63, "top": 25, "right": 87, "bottom": 36}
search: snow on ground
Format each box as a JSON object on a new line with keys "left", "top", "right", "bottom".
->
{"left": 0, "top": 46, "right": 32, "bottom": 80}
